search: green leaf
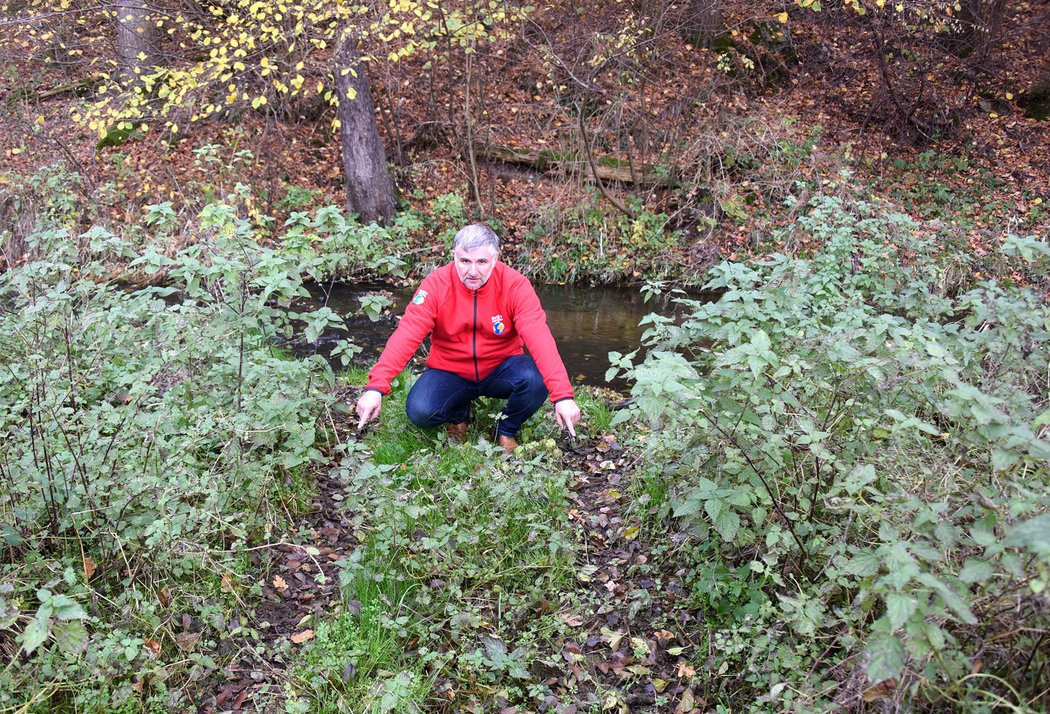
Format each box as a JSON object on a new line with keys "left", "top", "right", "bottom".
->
{"left": 991, "top": 448, "right": 1019, "bottom": 471}
{"left": 843, "top": 552, "right": 881, "bottom": 577}
{"left": 54, "top": 620, "right": 89, "bottom": 655}
{"left": 865, "top": 634, "right": 905, "bottom": 682}
{"left": 916, "top": 572, "right": 977, "bottom": 625}
{"left": 49, "top": 594, "right": 87, "bottom": 621}
{"left": 958, "top": 558, "right": 994, "bottom": 584}
{"left": 885, "top": 592, "right": 919, "bottom": 629}
{"left": 21, "top": 610, "right": 51, "bottom": 655}
{"left": 714, "top": 508, "right": 740, "bottom": 542}
{"left": 1005, "top": 514, "right": 1050, "bottom": 556}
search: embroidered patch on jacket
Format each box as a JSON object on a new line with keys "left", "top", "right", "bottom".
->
{"left": 412, "top": 289, "right": 428, "bottom": 305}
{"left": 491, "top": 314, "right": 507, "bottom": 335}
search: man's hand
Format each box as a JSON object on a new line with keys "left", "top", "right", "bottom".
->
{"left": 554, "top": 399, "right": 581, "bottom": 437}
{"left": 355, "top": 390, "right": 383, "bottom": 431}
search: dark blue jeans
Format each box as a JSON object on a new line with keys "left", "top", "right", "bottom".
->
{"left": 405, "top": 355, "right": 548, "bottom": 438}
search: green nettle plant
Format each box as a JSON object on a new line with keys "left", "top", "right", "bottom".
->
{"left": 611, "top": 195, "right": 1050, "bottom": 711}
{"left": 0, "top": 201, "right": 399, "bottom": 710}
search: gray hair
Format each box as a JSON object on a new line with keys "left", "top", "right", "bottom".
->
{"left": 453, "top": 224, "right": 500, "bottom": 255}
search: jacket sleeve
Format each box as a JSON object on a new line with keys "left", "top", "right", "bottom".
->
{"left": 509, "top": 279, "right": 575, "bottom": 402}
{"left": 365, "top": 277, "right": 439, "bottom": 394}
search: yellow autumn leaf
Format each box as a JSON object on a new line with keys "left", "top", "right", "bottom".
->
{"left": 776, "top": 11, "right": 788, "bottom": 22}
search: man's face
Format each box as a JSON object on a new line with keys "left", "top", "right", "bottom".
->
{"left": 454, "top": 244, "right": 498, "bottom": 290}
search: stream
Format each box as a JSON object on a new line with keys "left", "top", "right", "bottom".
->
{"left": 298, "top": 282, "right": 698, "bottom": 389}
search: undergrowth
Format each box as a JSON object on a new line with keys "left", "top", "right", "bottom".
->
{"left": 282, "top": 374, "right": 584, "bottom": 711}
{"left": 613, "top": 192, "right": 1050, "bottom": 711}
{"left": 0, "top": 188, "right": 397, "bottom": 710}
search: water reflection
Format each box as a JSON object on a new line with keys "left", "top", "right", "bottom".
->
{"left": 301, "top": 282, "right": 692, "bottom": 389}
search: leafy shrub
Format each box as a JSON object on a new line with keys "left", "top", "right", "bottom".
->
{"left": 0, "top": 203, "right": 396, "bottom": 709}
{"left": 280, "top": 204, "right": 409, "bottom": 280}
{"left": 0, "top": 164, "right": 97, "bottom": 267}
{"left": 612, "top": 195, "right": 1050, "bottom": 710}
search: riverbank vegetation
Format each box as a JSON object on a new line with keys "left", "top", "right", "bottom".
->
{"left": 2, "top": 0, "right": 1049, "bottom": 710}
{"left": 2, "top": 181, "right": 1047, "bottom": 710}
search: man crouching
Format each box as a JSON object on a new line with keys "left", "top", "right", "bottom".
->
{"left": 355, "top": 224, "right": 580, "bottom": 452}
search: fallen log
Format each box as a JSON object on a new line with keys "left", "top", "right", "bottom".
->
{"left": 4, "top": 76, "right": 103, "bottom": 103}
{"left": 473, "top": 143, "right": 675, "bottom": 188}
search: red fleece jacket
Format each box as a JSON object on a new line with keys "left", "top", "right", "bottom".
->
{"left": 366, "top": 262, "right": 574, "bottom": 402}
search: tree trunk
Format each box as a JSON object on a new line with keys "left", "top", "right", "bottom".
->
{"left": 115, "top": 0, "right": 157, "bottom": 88}
{"left": 951, "top": 0, "right": 1007, "bottom": 62}
{"left": 335, "top": 33, "right": 398, "bottom": 226}
{"left": 682, "top": 0, "right": 723, "bottom": 47}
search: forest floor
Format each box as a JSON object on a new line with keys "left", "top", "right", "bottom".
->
{"left": 198, "top": 388, "right": 708, "bottom": 712}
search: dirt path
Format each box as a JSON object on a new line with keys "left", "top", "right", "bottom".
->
{"left": 550, "top": 437, "right": 703, "bottom": 712}
{"left": 198, "top": 466, "right": 357, "bottom": 712}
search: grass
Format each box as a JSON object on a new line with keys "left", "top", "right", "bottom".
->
{"left": 288, "top": 575, "right": 424, "bottom": 714}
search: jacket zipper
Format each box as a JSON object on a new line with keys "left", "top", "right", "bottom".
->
{"left": 472, "top": 291, "right": 479, "bottom": 380}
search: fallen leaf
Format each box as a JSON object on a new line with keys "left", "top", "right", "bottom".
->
{"left": 576, "top": 564, "right": 598, "bottom": 582}
{"left": 560, "top": 612, "right": 585, "bottom": 627}
{"left": 290, "top": 629, "right": 315, "bottom": 644}
{"left": 602, "top": 627, "right": 625, "bottom": 651}
{"left": 677, "top": 661, "right": 696, "bottom": 678}
{"left": 273, "top": 575, "right": 288, "bottom": 591}
{"left": 862, "top": 679, "right": 897, "bottom": 702}
{"left": 83, "top": 555, "right": 96, "bottom": 581}
{"left": 675, "top": 688, "right": 695, "bottom": 713}
{"left": 174, "top": 632, "right": 201, "bottom": 652}
{"left": 144, "top": 638, "right": 161, "bottom": 657}
{"left": 654, "top": 629, "right": 676, "bottom": 643}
